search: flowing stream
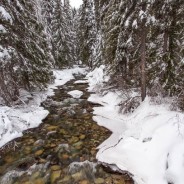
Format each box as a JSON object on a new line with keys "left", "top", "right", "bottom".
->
{"left": 0, "top": 74, "right": 133, "bottom": 184}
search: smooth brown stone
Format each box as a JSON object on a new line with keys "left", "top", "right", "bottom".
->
{"left": 50, "top": 170, "right": 61, "bottom": 183}
{"left": 79, "top": 180, "right": 90, "bottom": 184}
{"left": 50, "top": 165, "right": 61, "bottom": 171}
{"left": 35, "top": 149, "right": 44, "bottom": 156}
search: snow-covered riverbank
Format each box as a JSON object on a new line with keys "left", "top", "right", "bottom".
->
{"left": 87, "top": 65, "right": 184, "bottom": 184}
{"left": 0, "top": 66, "right": 87, "bottom": 148}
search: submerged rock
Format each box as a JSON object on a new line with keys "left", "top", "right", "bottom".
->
{"left": 35, "top": 149, "right": 44, "bottom": 156}
{"left": 50, "top": 170, "right": 61, "bottom": 183}
{"left": 79, "top": 135, "right": 86, "bottom": 140}
{"left": 79, "top": 180, "right": 90, "bottom": 184}
{"left": 94, "top": 178, "right": 105, "bottom": 184}
{"left": 50, "top": 165, "right": 61, "bottom": 171}
{"left": 71, "top": 171, "right": 84, "bottom": 181}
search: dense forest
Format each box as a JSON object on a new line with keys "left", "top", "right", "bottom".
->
{"left": 0, "top": 0, "right": 184, "bottom": 108}
{"left": 1, "top": 1, "right": 184, "bottom": 183}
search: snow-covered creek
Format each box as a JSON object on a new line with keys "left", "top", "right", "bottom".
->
{"left": 0, "top": 74, "right": 133, "bottom": 184}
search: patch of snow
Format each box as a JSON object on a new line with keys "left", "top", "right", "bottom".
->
{"left": 132, "top": 20, "right": 137, "bottom": 28}
{"left": 125, "top": 19, "right": 129, "bottom": 27}
{"left": 0, "top": 105, "right": 48, "bottom": 148}
{"left": 0, "top": 46, "right": 11, "bottom": 60}
{"left": 0, "top": 6, "right": 12, "bottom": 23}
{"left": 87, "top": 66, "right": 184, "bottom": 184}
{"left": 0, "top": 66, "right": 87, "bottom": 148}
{"left": 0, "top": 24, "right": 6, "bottom": 33}
{"left": 139, "top": 10, "right": 145, "bottom": 19}
{"left": 67, "top": 90, "right": 83, "bottom": 99}
{"left": 74, "top": 80, "right": 88, "bottom": 84}
{"left": 86, "top": 65, "right": 109, "bottom": 92}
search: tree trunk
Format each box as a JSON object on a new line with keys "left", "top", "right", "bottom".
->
{"left": 140, "top": 25, "right": 146, "bottom": 101}
{"left": 163, "top": 30, "right": 168, "bottom": 53}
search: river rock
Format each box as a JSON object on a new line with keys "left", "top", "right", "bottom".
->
{"left": 35, "top": 149, "right": 44, "bottom": 156}
{"left": 34, "top": 139, "right": 45, "bottom": 146}
{"left": 24, "top": 146, "right": 32, "bottom": 154}
{"left": 59, "top": 129, "right": 67, "bottom": 135}
{"left": 61, "top": 154, "right": 69, "bottom": 160}
{"left": 73, "top": 141, "right": 83, "bottom": 150}
{"left": 69, "top": 136, "right": 79, "bottom": 144}
{"left": 4, "top": 155, "right": 15, "bottom": 163}
{"left": 71, "top": 171, "right": 84, "bottom": 181}
{"left": 79, "top": 180, "right": 90, "bottom": 184}
{"left": 51, "top": 165, "right": 61, "bottom": 171}
{"left": 38, "top": 158, "right": 47, "bottom": 164}
{"left": 50, "top": 170, "right": 61, "bottom": 183}
{"left": 28, "top": 139, "right": 35, "bottom": 144}
{"left": 50, "top": 143, "right": 57, "bottom": 148}
{"left": 58, "top": 176, "right": 71, "bottom": 183}
{"left": 31, "top": 171, "right": 40, "bottom": 179}
{"left": 24, "top": 182, "right": 32, "bottom": 184}
{"left": 34, "top": 178, "right": 45, "bottom": 184}
{"left": 94, "top": 178, "right": 105, "bottom": 184}
{"left": 46, "top": 126, "right": 58, "bottom": 131}
{"left": 79, "top": 135, "right": 86, "bottom": 140}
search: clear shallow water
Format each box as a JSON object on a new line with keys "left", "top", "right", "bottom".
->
{"left": 0, "top": 74, "right": 133, "bottom": 184}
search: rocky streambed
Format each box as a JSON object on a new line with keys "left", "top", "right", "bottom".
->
{"left": 0, "top": 74, "right": 133, "bottom": 184}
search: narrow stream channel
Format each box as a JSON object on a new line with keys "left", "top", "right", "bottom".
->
{"left": 0, "top": 74, "right": 133, "bottom": 184}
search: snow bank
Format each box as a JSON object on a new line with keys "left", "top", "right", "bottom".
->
{"left": 67, "top": 90, "right": 83, "bottom": 98}
{"left": 0, "top": 25, "right": 6, "bottom": 33}
{"left": 0, "top": 66, "right": 87, "bottom": 148}
{"left": 74, "top": 80, "right": 88, "bottom": 84}
{"left": 86, "top": 65, "right": 109, "bottom": 91}
{"left": 0, "top": 6, "right": 12, "bottom": 23}
{"left": 0, "top": 46, "right": 11, "bottom": 60}
{"left": 87, "top": 65, "right": 184, "bottom": 184}
{"left": 0, "top": 106, "right": 48, "bottom": 148}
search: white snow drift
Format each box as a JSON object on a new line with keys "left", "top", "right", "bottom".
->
{"left": 86, "top": 65, "right": 184, "bottom": 184}
{"left": 67, "top": 90, "right": 83, "bottom": 99}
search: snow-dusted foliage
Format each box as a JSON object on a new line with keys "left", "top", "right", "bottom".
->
{"left": 51, "top": 0, "right": 77, "bottom": 68}
{"left": 0, "top": 0, "right": 83, "bottom": 105}
{"left": 84, "top": 0, "right": 184, "bottom": 99}
{"left": 0, "top": 0, "right": 52, "bottom": 105}
{"left": 77, "top": 0, "right": 97, "bottom": 67}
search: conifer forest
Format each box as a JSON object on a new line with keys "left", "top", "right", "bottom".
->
{"left": 0, "top": 0, "right": 184, "bottom": 184}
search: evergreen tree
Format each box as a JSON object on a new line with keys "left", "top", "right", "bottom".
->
{"left": 0, "top": 0, "right": 51, "bottom": 105}
{"left": 73, "top": 8, "right": 81, "bottom": 63}
{"left": 41, "top": 0, "right": 55, "bottom": 66}
{"left": 90, "top": 0, "right": 184, "bottom": 101}
{"left": 78, "top": 0, "right": 97, "bottom": 67}
{"left": 63, "top": 0, "right": 77, "bottom": 66}
{"left": 51, "top": 0, "right": 76, "bottom": 68}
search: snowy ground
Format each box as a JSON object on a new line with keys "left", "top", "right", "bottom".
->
{"left": 0, "top": 66, "right": 87, "bottom": 148}
{"left": 86, "top": 65, "right": 184, "bottom": 184}
{"left": 67, "top": 90, "right": 83, "bottom": 99}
